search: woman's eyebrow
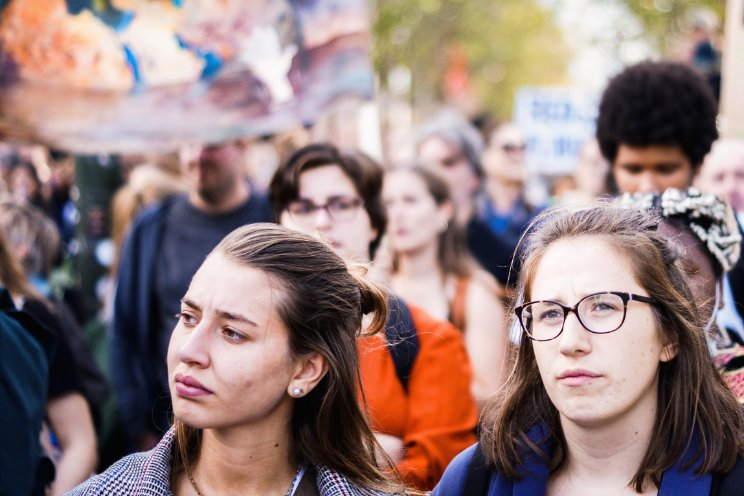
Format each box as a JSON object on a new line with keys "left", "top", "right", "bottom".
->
{"left": 216, "top": 309, "right": 258, "bottom": 327}
{"left": 181, "top": 298, "right": 258, "bottom": 327}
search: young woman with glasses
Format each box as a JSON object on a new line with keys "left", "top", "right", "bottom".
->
{"left": 434, "top": 204, "right": 744, "bottom": 495}
{"left": 68, "top": 224, "right": 406, "bottom": 495}
{"left": 269, "top": 143, "right": 477, "bottom": 490}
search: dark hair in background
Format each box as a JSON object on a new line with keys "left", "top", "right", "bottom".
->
{"left": 269, "top": 143, "right": 387, "bottom": 259}
{"left": 481, "top": 204, "right": 744, "bottom": 492}
{"left": 389, "top": 165, "right": 477, "bottom": 279}
{"left": 173, "top": 223, "right": 400, "bottom": 492}
{"left": 596, "top": 61, "right": 718, "bottom": 169}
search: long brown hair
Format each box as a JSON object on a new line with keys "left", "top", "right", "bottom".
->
{"left": 481, "top": 204, "right": 744, "bottom": 492}
{"left": 172, "top": 223, "right": 401, "bottom": 491}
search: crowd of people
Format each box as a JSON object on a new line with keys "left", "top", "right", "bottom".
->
{"left": 2, "top": 58, "right": 744, "bottom": 495}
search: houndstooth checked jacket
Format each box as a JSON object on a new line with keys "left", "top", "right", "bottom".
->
{"left": 65, "top": 428, "right": 396, "bottom": 496}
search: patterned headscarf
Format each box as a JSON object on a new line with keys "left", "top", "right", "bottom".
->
{"left": 617, "top": 187, "right": 741, "bottom": 272}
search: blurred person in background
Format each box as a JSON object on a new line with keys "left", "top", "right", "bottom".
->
{"left": 0, "top": 142, "right": 19, "bottom": 193}
{"left": 44, "top": 149, "right": 78, "bottom": 249}
{"left": 270, "top": 143, "right": 477, "bottom": 490}
{"left": 595, "top": 60, "right": 744, "bottom": 336}
{"left": 0, "top": 283, "right": 52, "bottom": 496}
{"left": 596, "top": 60, "right": 718, "bottom": 196}
{"left": 0, "top": 223, "right": 97, "bottom": 495}
{"left": 416, "top": 112, "right": 517, "bottom": 287}
{"left": 0, "top": 199, "right": 109, "bottom": 420}
{"left": 383, "top": 166, "right": 509, "bottom": 409}
{"left": 111, "top": 140, "right": 272, "bottom": 452}
{"left": 8, "top": 160, "right": 49, "bottom": 213}
{"left": 555, "top": 139, "right": 611, "bottom": 206}
{"left": 481, "top": 121, "right": 545, "bottom": 251}
{"left": 697, "top": 138, "right": 744, "bottom": 219}
{"left": 105, "top": 163, "right": 189, "bottom": 321}
{"left": 619, "top": 188, "right": 744, "bottom": 404}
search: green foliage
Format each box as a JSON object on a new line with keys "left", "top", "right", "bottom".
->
{"left": 372, "top": 0, "right": 570, "bottom": 120}
{"left": 623, "top": 0, "right": 726, "bottom": 54}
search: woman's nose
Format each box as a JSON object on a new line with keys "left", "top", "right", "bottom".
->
{"left": 557, "top": 311, "right": 592, "bottom": 356}
{"left": 177, "top": 323, "right": 211, "bottom": 367}
{"left": 313, "top": 206, "right": 333, "bottom": 230}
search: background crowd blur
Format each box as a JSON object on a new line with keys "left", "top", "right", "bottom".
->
{"left": 3, "top": 0, "right": 744, "bottom": 494}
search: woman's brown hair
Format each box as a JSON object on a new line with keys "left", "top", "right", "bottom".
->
{"left": 172, "top": 223, "right": 401, "bottom": 491}
{"left": 481, "top": 204, "right": 744, "bottom": 492}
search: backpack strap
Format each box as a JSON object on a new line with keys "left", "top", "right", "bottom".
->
{"left": 463, "top": 442, "right": 491, "bottom": 494}
{"left": 384, "top": 295, "right": 419, "bottom": 392}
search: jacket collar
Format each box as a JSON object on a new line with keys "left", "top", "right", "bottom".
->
{"left": 506, "top": 423, "right": 712, "bottom": 496}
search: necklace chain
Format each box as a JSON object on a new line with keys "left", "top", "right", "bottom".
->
{"left": 185, "top": 463, "right": 302, "bottom": 496}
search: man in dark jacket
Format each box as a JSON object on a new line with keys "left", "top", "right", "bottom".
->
{"left": 111, "top": 141, "right": 272, "bottom": 450}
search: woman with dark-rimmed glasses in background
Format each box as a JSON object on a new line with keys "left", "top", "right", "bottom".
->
{"left": 270, "top": 143, "right": 477, "bottom": 491}
{"left": 434, "top": 204, "right": 744, "bottom": 495}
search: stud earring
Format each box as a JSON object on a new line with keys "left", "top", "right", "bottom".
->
{"left": 291, "top": 387, "right": 304, "bottom": 397}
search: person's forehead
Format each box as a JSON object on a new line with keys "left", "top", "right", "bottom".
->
{"left": 297, "top": 164, "right": 359, "bottom": 198}
{"left": 491, "top": 125, "right": 524, "bottom": 145}
{"left": 615, "top": 144, "right": 690, "bottom": 165}
{"left": 419, "top": 135, "right": 461, "bottom": 158}
{"left": 703, "top": 151, "right": 744, "bottom": 176}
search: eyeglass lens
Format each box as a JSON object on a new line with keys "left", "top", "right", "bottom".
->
{"left": 287, "top": 197, "right": 362, "bottom": 223}
{"left": 521, "top": 292, "right": 626, "bottom": 341}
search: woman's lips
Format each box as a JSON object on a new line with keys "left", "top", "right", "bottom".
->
{"left": 557, "top": 369, "right": 602, "bottom": 386}
{"left": 174, "top": 373, "right": 213, "bottom": 398}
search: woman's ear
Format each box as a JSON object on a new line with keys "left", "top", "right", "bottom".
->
{"left": 288, "top": 352, "right": 328, "bottom": 397}
{"left": 440, "top": 200, "right": 455, "bottom": 224}
{"left": 660, "top": 339, "right": 679, "bottom": 363}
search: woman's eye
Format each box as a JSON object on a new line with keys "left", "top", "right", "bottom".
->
{"left": 176, "top": 312, "right": 197, "bottom": 326}
{"left": 222, "top": 328, "right": 246, "bottom": 342}
{"left": 539, "top": 310, "right": 562, "bottom": 322}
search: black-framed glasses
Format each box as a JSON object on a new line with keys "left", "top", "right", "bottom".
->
{"left": 286, "top": 196, "right": 364, "bottom": 224}
{"left": 514, "top": 291, "right": 657, "bottom": 342}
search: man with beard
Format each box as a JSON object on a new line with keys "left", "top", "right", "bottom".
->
{"left": 111, "top": 140, "right": 272, "bottom": 451}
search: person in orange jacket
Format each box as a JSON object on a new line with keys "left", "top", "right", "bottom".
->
{"left": 269, "top": 143, "right": 478, "bottom": 490}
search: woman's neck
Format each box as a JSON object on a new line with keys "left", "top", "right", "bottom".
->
{"left": 485, "top": 178, "right": 521, "bottom": 213}
{"left": 395, "top": 239, "right": 442, "bottom": 279}
{"left": 553, "top": 402, "right": 657, "bottom": 494}
{"left": 187, "top": 425, "right": 297, "bottom": 495}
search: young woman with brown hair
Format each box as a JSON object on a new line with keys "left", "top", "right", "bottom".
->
{"left": 382, "top": 166, "right": 508, "bottom": 408}
{"left": 434, "top": 204, "right": 744, "bottom": 495}
{"left": 269, "top": 143, "right": 477, "bottom": 490}
{"left": 69, "top": 223, "right": 404, "bottom": 495}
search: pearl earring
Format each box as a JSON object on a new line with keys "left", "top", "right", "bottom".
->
{"left": 291, "top": 387, "right": 303, "bottom": 397}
